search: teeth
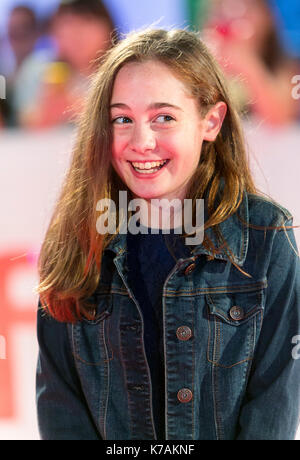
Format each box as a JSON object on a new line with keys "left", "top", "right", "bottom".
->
{"left": 131, "top": 160, "right": 166, "bottom": 170}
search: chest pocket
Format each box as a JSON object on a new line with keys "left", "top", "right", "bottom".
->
{"left": 205, "top": 289, "right": 264, "bottom": 367}
{"left": 72, "top": 292, "right": 114, "bottom": 365}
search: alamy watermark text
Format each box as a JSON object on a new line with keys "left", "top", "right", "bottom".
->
{"left": 0, "top": 75, "right": 6, "bottom": 100}
{"left": 96, "top": 191, "right": 204, "bottom": 245}
{"left": 292, "top": 75, "right": 300, "bottom": 100}
{"left": 292, "top": 335, "right": 300, "bottom": 360}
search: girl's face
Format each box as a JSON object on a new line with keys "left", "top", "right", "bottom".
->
{"left": 110, "top": 59, "right": 223, "bottom": 202}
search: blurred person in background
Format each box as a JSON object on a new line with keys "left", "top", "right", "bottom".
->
{"left": 1, "top": 5, "right": 40, "bottom": 127}
{"left": 7, "top": 5, "right": 39, "bottom": 72}
{"left": 0, "top": 97, "right": 11, "bottom": 129}
{"left": 0, "top": 101, "right": 5, "bottom": 129}
{"left": 13, "top": 0, "right": 116, "bottom": 130}
{"left": 202, "top": 0, "right": 300, "bottom": 126}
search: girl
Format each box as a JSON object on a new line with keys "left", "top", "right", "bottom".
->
{"left": 36, "top": 28, "right": 300, "bottom": 440}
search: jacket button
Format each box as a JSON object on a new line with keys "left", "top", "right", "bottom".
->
{"left": 229, "top": 305, "right": 244, "bottom": 321}
{"left": 177, "top": 388, "right": 193, "bottom": 403}
{"left": 184, "top": 263, "right": 196, "bottom": 276}
{"left": 176, "top": 326, "right": 192, "bottom": 341}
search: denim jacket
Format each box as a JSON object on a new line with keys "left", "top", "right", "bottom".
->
{"left": 36, "top": 192, "right": 300, "bottom": 440}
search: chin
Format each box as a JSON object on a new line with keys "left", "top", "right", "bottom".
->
{"left": 133, "top": 188, "right": 167, "bottom": 200}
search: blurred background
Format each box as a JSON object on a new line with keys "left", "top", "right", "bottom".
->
{"left": 0, "top": 0, "right": 299, "bottom": 440}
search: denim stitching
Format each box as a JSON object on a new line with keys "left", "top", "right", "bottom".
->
{"left": 191, "top": 295, "right": 195, "bottom": 439}
{"left": 215, "top": 317, "right": 221, "bottom": 363}
{"left": 103, "top": 318, "right": 114, "bottom": 363}
{"left": 119, "top": 305, "right": 156, "bottom": 439}
{"left": 212, "top": 319, "right": 224, "bottom": 440}
{"left": 71, "top": 320, "right": 113, "bottom": 366}
{"left": 242, "top": 316, "right": 256, "bottom": 386}
{"left": 212, "top": 364, "right": 219, "bottom": 439}
{"left": 69, "top": 323, "right": 108, "bottom": 439}
{"left": 99, "top": 319, "right": 109, "bottom": 439}
{"left": 206, "top": 297, "right": 257, "bottom": 368}
{"left": 119, "top": 310, "right": 134, "bottom": 435}
{"left": 212, "top": 305, "right": 261, "bottom": 324}
{"left": 164, "top": 281, "right": 267, "bottom": 296}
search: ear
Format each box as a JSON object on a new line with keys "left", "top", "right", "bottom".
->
{"left": 203, "top": 102, "right": 227, "bottom": 142}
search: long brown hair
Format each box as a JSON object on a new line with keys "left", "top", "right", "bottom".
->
{"left": 37, "top": 28, "right": 259, "bottom": 322}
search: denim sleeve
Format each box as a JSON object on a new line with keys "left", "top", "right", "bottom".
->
{"left": 237, "top": 220, "right": 300, "bottom": 440}
{"left": 36, "top": 304, "right": 101, "bottom": 440}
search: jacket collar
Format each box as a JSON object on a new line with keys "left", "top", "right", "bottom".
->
{"left": 190, "top": 191, "right": 249, "bottom": 266}
{"left": 105, "top": 192, "right": 249, "bottom": 267}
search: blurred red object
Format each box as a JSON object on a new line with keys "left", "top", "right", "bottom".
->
{"left": 214, "top": 20, "right": 234, "bottom": 38}
{"left": 0, "top": 251, "right": 36, "bottom": 419}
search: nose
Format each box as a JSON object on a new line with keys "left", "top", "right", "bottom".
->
{"left": 129, "top": 123, "right": 156, "bottom": 153}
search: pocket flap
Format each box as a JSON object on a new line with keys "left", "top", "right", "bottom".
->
{"left": 206, "top": 289, "right": 264, "bottom": 326}
{"left": 82, "top": 289, "right": 113, "bottom": 324}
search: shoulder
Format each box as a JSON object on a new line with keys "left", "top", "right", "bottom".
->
{"left": 245, "top": 193, "right": 299, "bottom": 264}
{"left": 246, "top": 193, "right": 293, "bottom": 228}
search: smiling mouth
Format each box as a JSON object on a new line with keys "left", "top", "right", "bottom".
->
{"left": 129, "top": 159, "right": 169, "bottom": 174}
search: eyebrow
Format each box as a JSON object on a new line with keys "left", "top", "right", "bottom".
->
{"left": 110, "top": 102, "right": 183, "bottom": 111}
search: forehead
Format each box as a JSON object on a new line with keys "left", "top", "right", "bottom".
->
{"left": 111, "top": 59, "right": 193, "bottom": 104}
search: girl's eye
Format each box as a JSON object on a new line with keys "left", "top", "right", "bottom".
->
{"left": 155, "top": 115, "right": 175, "bottom": 123}
{"left": 112, "top": 116, "right": 132, "bottom": 124}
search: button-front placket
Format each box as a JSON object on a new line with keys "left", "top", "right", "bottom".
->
{"left": 162, "top": 258, "right": 196, "bottom": 440}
